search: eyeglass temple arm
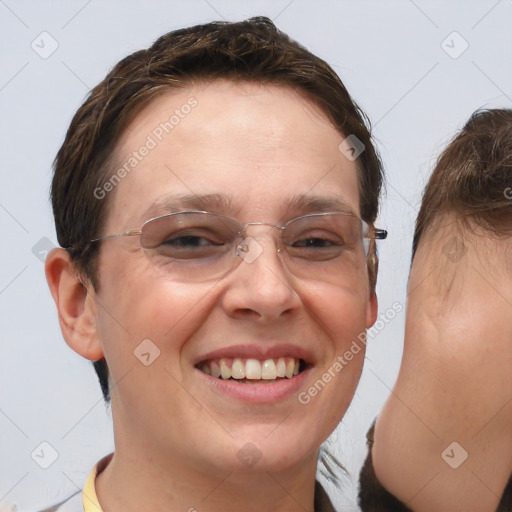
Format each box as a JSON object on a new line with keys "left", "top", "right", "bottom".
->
{"left": 90, "top": 230, "right": 142, "bottom": 243}
{"left": 373, "top": 229, "right": 388, "bottom": 240}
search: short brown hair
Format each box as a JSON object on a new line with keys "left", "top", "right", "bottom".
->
{"left": 51, "top": 16, "right": 384, "bottom": 402}
{"left": 413, "top": 108, "right": 512, "bottom": 255}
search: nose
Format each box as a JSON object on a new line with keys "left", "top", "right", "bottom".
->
{"left": 220, "top": 232, "right": 301, "bottom": 322}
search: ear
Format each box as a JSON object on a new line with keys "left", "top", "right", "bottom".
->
{"left": 366, "top": 252, "right": 379, "bottom": 328}
{"left": 45, "top": 248, "right": 104, "bottom": 361}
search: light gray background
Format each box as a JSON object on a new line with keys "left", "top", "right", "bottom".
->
{"left": 1, "top": 0, "right": 511, "bottom": 510}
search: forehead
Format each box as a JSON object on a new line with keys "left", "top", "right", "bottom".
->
{"left": 410, "top": 215, "right": 512, "bottom": 298}
{"left": 106, "top": 80, "right": 361, "bottom": 228}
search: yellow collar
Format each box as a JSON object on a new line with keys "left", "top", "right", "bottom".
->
{"left": 83, "top": 453, "right": 113, "bottom": 511}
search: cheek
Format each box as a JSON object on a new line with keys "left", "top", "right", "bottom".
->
{"left": 305, "top": 281, "right": 368, "bottom": 371}
{"left": 321, "top": 285, "right": 368, "bottom": 388}
{"left": 300, "top": 278, "right": 370, "bottom": 344}
{"left": 297, "top": 282, "right": 368, "bottom": 438}
{"left": 95, "top": 274, "right": 220, "bottom": 426}
{"left": 95, "top": 254, "right": 217, "bottom": 375}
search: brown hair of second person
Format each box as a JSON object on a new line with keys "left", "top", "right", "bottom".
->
{"left": 413, "top": 108, "right": 512, "bottom": 257}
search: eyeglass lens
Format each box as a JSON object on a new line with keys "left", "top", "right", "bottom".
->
{"left": 139, "top": 212, "right": 369, "bottom": 283}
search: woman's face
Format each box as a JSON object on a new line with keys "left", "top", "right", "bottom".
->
{"left": 90, "top": 80, "right": 377, "bottom": 475}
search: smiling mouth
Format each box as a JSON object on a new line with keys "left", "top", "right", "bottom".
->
{"left": 196, "top": 357, "right": 307, "bottom": 383}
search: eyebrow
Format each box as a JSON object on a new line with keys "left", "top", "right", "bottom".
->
{"left": 141, "top": 192, "right": 357, "bottom": 222}
{"left": 142, "top": 193, "right": 237, "bottom": 221}
{"left": 286, "top": 194, "right": 356, "bottom": 216}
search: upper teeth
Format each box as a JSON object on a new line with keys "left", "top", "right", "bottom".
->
{"left": 199, "top": 357, "right": 301, "bottom": 380}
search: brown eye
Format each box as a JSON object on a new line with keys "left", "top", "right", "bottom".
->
{"left": 161, "top": 234, "right": 224, "bottom": 247}
{"left": 291, "top": 235, "right": 343, "bottom": 248}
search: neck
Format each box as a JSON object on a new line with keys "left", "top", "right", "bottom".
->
{"left": 96, "top": 435, "right": 319, "bottom": 512}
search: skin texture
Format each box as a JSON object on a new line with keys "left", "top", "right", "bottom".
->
{"left": 373, "top": 215, "right": 512, "bottom": 511}
{"left": 45, "top": 80, "right": 378, "bottom": 511}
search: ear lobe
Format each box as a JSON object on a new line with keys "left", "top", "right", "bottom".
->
{"left": 45, "top": 248, "right": 104, "bottom": 361}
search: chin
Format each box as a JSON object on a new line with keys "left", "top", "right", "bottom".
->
{"left": 221, "top": 427, "right": 321, "bottom": 474}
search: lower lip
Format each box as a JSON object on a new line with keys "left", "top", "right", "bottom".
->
{"left": 197, "top": 367, "right": 312, "bottom": 404}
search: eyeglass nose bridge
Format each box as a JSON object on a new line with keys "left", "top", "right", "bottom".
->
{"left": 235, "top": 221, "right": 286, "bottom": 261}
